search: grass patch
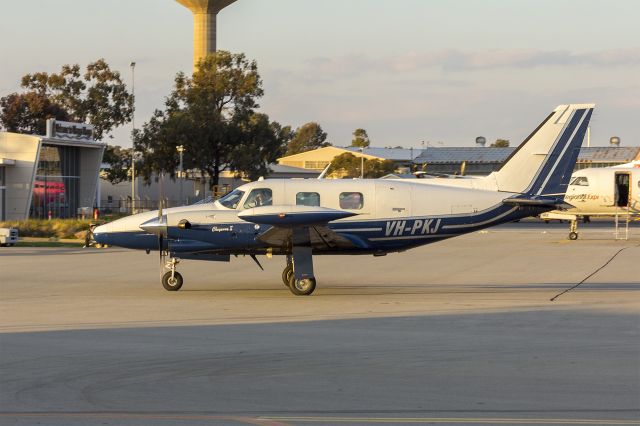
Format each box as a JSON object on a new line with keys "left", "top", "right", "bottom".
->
{"left": 14, "top": 241, "right": 85, "bottom": 248}
{"left": 0, "top": 219, "right": 95, "bottom": 239}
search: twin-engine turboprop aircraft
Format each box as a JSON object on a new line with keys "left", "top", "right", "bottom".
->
{"left": 93, "top": 104, "right": 594, "bottom": 295}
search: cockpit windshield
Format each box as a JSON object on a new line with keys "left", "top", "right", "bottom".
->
{"left": 569, "top": 176, "right": 589, "bottom": 186}
{"left": 216, "top": 189, "right": 245, "bottom": 209}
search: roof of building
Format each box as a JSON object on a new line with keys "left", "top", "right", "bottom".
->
{"left": 577, "top": 147, "right": 640, "bottom": 162}
{"left": 413, "top": 147, "right": 513, "bottom": 164}
{"left": 268, "top": 164, "right": 320, "bottom": 175}
{"left": 413, "top": 146, "right": 640, "bottom": 165}
{"left": 342, "top": 146, "right": 419, "bottom": 161}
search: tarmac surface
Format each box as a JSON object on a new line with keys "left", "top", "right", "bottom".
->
{"left": 1, "top": 221, "right": 639, "bottom": 425}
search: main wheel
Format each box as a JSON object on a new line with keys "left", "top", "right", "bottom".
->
{"left": 162, "top": 271, "right": 183, "bottom": 291}
{"left": 282, "top": 264, "right": 293, "bottom": 287}
{"left": 569, "top": 232, "right": 579, "bottom": 240}
{"left": 287, "top": 275, "right": 316, "bottom": 296}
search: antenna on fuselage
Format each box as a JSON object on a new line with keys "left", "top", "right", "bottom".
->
{"left": 318, "top": 164, "right": 331, "bottom": 180}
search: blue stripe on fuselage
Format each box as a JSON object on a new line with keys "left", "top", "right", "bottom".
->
{"left": 95, "top": 202, "right": 546, "bottom": 254}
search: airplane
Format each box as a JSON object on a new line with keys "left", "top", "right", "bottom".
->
{"left": 540, "top": 160, "right": 639, "bottom": 239}
{"left": 92, "top": 103, "right": 594, "bottom": 296}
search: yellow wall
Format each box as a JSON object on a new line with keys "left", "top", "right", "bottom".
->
{"left": 278, "top": 146, "right": 381, "bottom": 170}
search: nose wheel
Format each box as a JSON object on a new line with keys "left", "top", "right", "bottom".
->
{"left": 162, "top": 271, "right": 183, "bottom": 291}
{"left": 161, "top": 257, "right": 183, "bottom": 291}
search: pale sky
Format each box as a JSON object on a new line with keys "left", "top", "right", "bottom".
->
{"left": 1, "top": 0, "right": 638, "bottom": 149}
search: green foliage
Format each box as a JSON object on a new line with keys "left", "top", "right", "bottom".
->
{"left": 285, "top": 122, "right": 330, "bottom": 155}
{"left": 350, "top": 128, "right": 370, "bottom": 148}
{"left": 102, "top": 145, "right": 133, "bottom": 184}
{"left": 0, "top": 219, "right": 93, "bottom": 239}
{"left": 228, "top": 113, "right": 291, "bottom": 181}
{"left": 0, "top": 92, "right": 69, "bottom": 135}
{"left": 328, "top": 153, "right": 396, "bottom": 179}
{"left": 0, "top": 59, "right": 133, "bottom": 140}
{"left": 134, "top": 51, "right": 287, "bottom": 187}
{"left": 491, "top": 138, "right": 510, "bottom": 147}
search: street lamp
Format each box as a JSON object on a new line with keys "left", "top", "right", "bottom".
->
{"left": 177, "top": 145, "right": 185, "bottom": 205}
{"left": 130, "top": 61, "right": 136, "bottom": 213}
{"left": 359, "top": 147, "right": 365, "bottom": 179}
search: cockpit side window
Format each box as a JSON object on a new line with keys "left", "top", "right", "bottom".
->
{"left": 243, "top": 188, "right": 273, "bottom": 209}
{"left": 569, "top": 176, "right": 589, "bottom": 186}
{"left": 217, "top": 189, "right": 245, "bottom": 209}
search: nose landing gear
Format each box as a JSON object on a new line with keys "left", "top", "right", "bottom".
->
{"left": 162, "top": 257, "right": 183, "bottom": 291}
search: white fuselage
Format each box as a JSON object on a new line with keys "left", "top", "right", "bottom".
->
{"left": 563, "top": 167, "right": 640, "bottom": 215}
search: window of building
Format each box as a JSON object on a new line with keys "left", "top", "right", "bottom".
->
{"left": 569, "top": 176, "right": 589, "bottom": 186}
{"left": 339, "top": 192, "right": 364, "bottom": 209}
{"left": 29, "top": 145, "right": 80, "bottom": 219}
{"left": 243, "top": 188, "right": 273, "bottom": 209}
{"left": 304, "top": 161, "right": 331, "bottom": 170}
{"left": 296, "top": 192, "right": 320, "bottom": 206}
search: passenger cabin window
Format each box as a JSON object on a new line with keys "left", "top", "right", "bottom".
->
{"left": 339, "top": 192, "right": 364, "bottom": 210}
{"left": 570, "top": 176, "right": 589, "bottom": 186}
{"left": 296, "top": 192, "right": 320, "bottom": 206}
{"left": 217, "top": 189, "right": 245, "bottom": 209}
{"left": 243, "top": 188, "right": 273, "bottom": 209}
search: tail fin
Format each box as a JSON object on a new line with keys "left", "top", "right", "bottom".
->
{"left": 494, "top": 104, "right": 594, "bottom": 196}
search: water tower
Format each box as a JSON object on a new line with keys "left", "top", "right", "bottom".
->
{"left": 175, "top": 0, "right": 237, "bottom": 70}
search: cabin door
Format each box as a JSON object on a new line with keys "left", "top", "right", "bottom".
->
{"left": 375, "top": 182, "right": 412, "bottom": 217}
{"left": 615, "top": 173, "right": 630, "bottom": 207}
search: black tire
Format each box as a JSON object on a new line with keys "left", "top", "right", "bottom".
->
{"left": 287, "top": 275, "right": 316, "bottom": 296}
{"left": 282, "top": 264, "right": 293, "bottom": 287}
{"left": 569, "top": 232, "right": 578, "bottom": 240}
{"left": 162, "top": 271, "right": 183, "bottom": 291}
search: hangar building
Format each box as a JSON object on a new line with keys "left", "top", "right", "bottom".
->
{"left": 0, "top": 119, "right": 104, "bottom": 221}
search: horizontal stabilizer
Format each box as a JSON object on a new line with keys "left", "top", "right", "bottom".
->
{"left": 238, "top": 205, "right": 358, "bottom": 226}
{"left": 503, "top": 197, "right": 574, "bottom": 210}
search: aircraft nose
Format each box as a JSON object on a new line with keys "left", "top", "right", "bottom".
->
{"left": 139, "top": 215, "right": 167, "bottom": 236}
{"left": 92, "top": 223, "right": 112, "bottom": 245}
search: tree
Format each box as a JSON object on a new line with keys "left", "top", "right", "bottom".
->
{"left": 0, "top": 59, "right": 133, "bottom": 140}
{"left": 102, "top": 145, "right": 133, "bottom": 184}
{"left": 0, "top": 92, "right": 69, "bottom": 135}
{"left": 490, "top": 138, "right": 510, "bottom": 147}
{"left": 285, "top": 122, "right": 330, "bottom": 155}
{"left": 350, "top": 128, "right": 370, "bottom": 148}
{"left": 134, "top": 51, "right": 286, "bottom": 188}
{"left": 328, "top": 152, "right": 396, "bottom": 178}
{"left": 228, "top": 113, "right": 291, "bottom": 181}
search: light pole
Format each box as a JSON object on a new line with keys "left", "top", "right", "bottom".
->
{"left": 177, "top": 145, "right": 185, "bottom": 205}
{"left": 360, "top": 147, "right": 365, "bottom": 179}
{"left": 130, "top": 61, "right": 136, "bottom": 213}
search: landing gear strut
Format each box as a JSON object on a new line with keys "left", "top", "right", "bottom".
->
{"left": 283, "top": 228, "right": 318, "bottom": 296}
{"left": 162, "top": 257, "right": 183, "bottom": 291}
{"left": 569, "top": 219, "right": 579, "bottom": 240}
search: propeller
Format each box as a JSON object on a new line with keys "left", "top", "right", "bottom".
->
{"left": 158, "top": 171, "right": 165, "bottom": 280}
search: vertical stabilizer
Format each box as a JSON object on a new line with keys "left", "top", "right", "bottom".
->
{"left": 494, "top": 104, "right": 594, "bottom": 196}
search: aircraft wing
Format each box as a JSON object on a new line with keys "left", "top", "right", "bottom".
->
{"left": 256, "top": 225, "right": 361, "bottom": 250}
{"left": 238, "top": 205, "right": 362, "bottom": 250}
{"left": 238, "top": 205, "right": 358, "bottom": 226}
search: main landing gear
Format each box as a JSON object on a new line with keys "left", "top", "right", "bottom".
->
{"left": 161, "top": 256, "right": 183, "bottom": 291}
{"left": 281, "top": 228, "right": 318, "bottom": 296}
